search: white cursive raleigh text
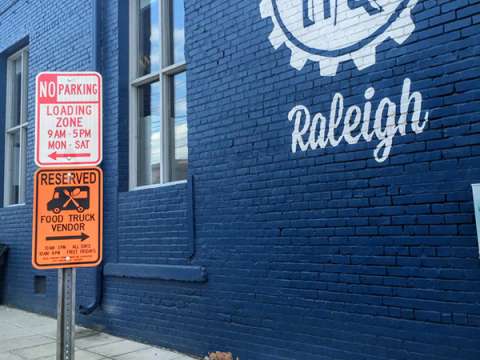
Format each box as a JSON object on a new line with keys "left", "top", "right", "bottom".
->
{"left": 288, "top": 78, "right": 430, "bottom": 163}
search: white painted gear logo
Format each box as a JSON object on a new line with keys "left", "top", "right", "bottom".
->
{"left": 260, "top": 0, "right": 419, "bottom": 76}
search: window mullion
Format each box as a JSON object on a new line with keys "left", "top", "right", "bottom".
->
{"left": 18, "top": 128, "right": 25, "bottom": 204}
{"left": 5, "top": 123, "right": 30, "bottom": 137}
{"left": 161, "top": 62, "right": 187, "bottom": 76}
{"left": 19, "top": 49, "right": 28, "bottom": 204}
{"left": 3, "top": 133, "right": 11, "bottom": 206}
{"left": 129, "top": 0, "right": 139, "bottom": 189}
{"left": 130, "top": 0, "right": 140, "bottom": 82}
{"left": 159, "top": 0, "right": 169, "bottom": 184}
{"left": 6, "top": 124, "right": 22, "bottom": 133}
{"left": 162, "top": 0, "right": 172, "bottom": 68}
{"left": 4, "top": 59, "right": 12, "bottom": 131}
{"left": 20, "top": 49, "right": 28, "bottom": 127}
{"left": 3, "top": 60, "right": 11, "bottom": 206}
{"left": 130, "top": 72, "right": 160, "bottom": 87}
{"left": 161, "top": 73, "right": 171, "bottom": 183}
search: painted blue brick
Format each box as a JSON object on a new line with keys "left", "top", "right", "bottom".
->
{"left": 0, "top": 1, "right": 480, "bottom": 360}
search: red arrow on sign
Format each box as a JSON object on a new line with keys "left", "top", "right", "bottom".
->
{"left": 48, "top": 152, "right": 91, "bottom": 160}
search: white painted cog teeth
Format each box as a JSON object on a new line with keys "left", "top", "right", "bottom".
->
{"left": 393, "top": 21, "right": 415, "bottom": 45}
{"left": 269, "top": 26, "right": 286, "bottom": 49}
{"left": 288, "top": 47, "right": 308, "bottom": 70}
{"left": 290, "top": 55, "right": 308, "bottom": 71}
{"left": 353, "top": 45, "right": 377, "bottom": 70}
{"left": 260, "top": 0, "right": 418, "bottom": 75}
{"left": 259, "top": 0, "right": 272, "bottom": 18}
{"left": 391, "top": 11, "right": 416, "bottom": 45}
{"left": 319, "top": 57, "right": 340, "bottom": 77}
{"left": 409, "top": 0, "right": 420, "bottom": 7}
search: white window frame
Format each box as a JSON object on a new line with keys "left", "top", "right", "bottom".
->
{"left": 129, "top": 0, "right": 187, "bottom": 189}
{"left": 4, "top": 47, "right": 28, "bottom": 206}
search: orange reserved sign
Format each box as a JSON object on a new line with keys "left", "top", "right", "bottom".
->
{"left": 32, "top": 168, "right": 103, "bottom": 269}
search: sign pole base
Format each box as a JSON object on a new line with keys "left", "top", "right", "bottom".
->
{"left": 57, "top": 268, "right": 76, "bottom": 360}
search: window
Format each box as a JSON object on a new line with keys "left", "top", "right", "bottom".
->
{"left": 129, "top": 0, "right": 187, "bottom": 188}
{"left": 4, "top": 47, "right": 28, "bottom": 206}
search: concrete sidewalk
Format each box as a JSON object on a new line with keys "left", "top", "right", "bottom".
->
{"left": 0, "top": 306, "right": 197, "bottom": 360}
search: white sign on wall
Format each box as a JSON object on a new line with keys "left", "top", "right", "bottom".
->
{"left": 288, "top": 78, "right": 429, "bottom": 163}
{"left": 35, "top": 72, "right": 102, "bottom": 167}
{"left": 260, "top": 0, "right": 418, "bottom": 76}
{"left": 259, "top": 0, "right": 430, "bottom": 163}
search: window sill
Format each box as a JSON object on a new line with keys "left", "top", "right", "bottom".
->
{"left": 2, "top": 202, "right": 26, "bottom": 208}
{"left": 129, "top": 179, "right": 187, "bottom": 192}
{"left": 103, "top": 263, "right": 207, "bottom": 283}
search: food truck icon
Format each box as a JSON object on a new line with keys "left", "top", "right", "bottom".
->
{"left": 47, "top": 186, "right": 90, "bottom": 214}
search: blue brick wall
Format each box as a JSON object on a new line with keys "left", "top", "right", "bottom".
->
{"left": 0, "top": 0, "right": 95, "bottom": 315}
{"left": 118, "top": 185, "right": 190, "bottom": 264}
{"left": 1, "top": 0, "right": 480, "bottom": 360}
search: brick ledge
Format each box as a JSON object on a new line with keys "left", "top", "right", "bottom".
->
{"left": 103, "top": 263, "right": 207, "bottom": 283}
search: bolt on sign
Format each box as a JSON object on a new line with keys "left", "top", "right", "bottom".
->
{"left": 32, "top": 168, "right": 103, "bottom": 269}
{"left": 35, "top": 72, "right": 102, "bottom": 167}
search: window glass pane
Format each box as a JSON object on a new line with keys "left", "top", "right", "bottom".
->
{"left": 20, "top": 127, "right": 27, "bottom": 202}
{"left": 137, "top": 81, "right": 161, "bottom": 186}
{"left": 138, "top": 0, "right": 160, "bottom": 76}
{"left": 171, "top": 72, "right": 187, "bottom": 181}
{"left": 9, "top": 57, "right": 22, "bottom": 128}
{"left": 171, "top": 0, "right": 185, "bottom": 64}
{"left": 7, "top": 131, "right": 21, "bottom": 204}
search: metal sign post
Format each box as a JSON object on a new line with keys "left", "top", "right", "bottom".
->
{"left": 57, "top": 268, "right": 76, "bottom": 360}
{"left": 33, "top": 72, "right": 103, "bottom": 360}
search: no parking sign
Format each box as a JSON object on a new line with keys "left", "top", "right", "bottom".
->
{"left": 35, "top": 72, "right": 102, "bottom": 167}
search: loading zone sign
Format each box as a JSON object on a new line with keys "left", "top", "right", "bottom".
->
{"left": 35, "top": 72, "right": 102, "bottom": 167}
{"left": 32, "top": 168, "right": 103, "bottom": 269}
